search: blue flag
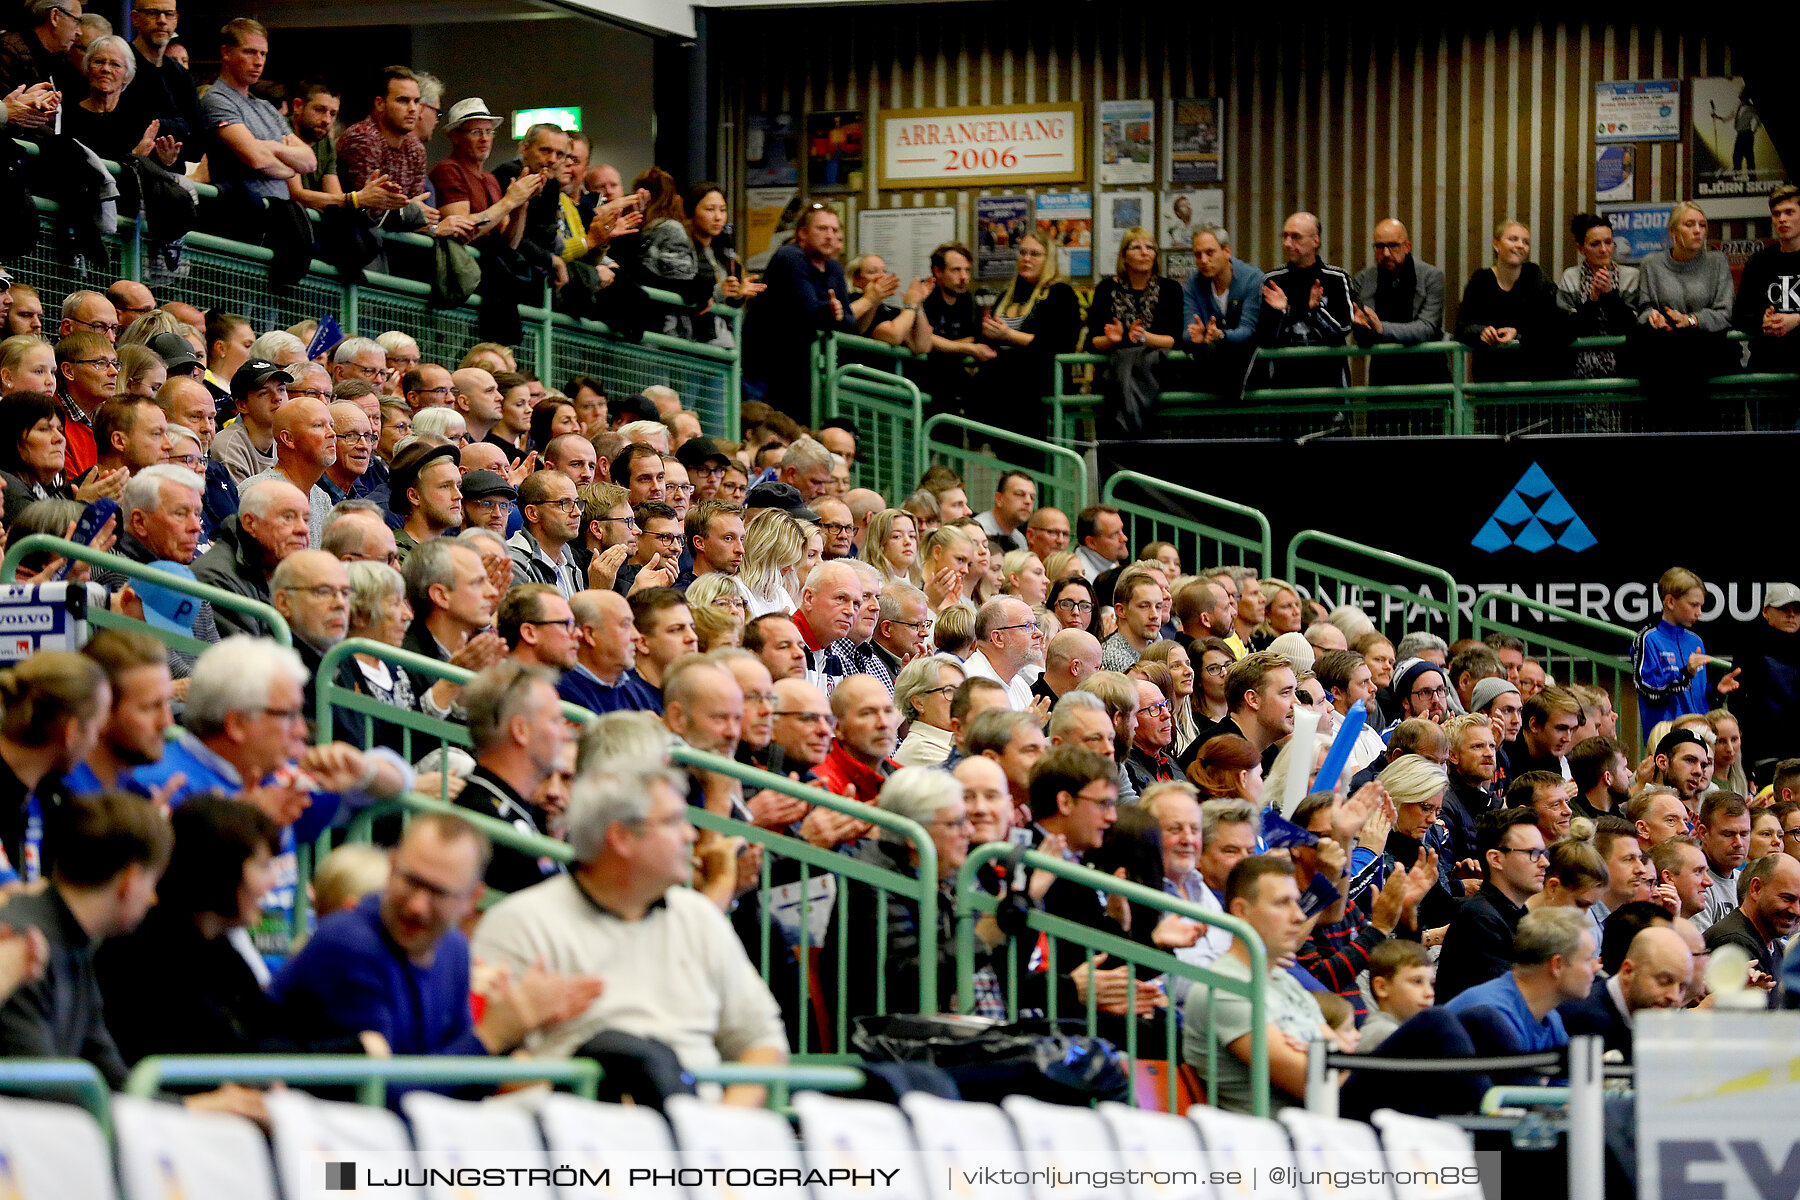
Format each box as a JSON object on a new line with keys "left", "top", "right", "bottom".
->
{"left": 306, "top": 313, "right": 344, "bottom": 361}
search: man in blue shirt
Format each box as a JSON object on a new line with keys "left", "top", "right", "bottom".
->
{"left": 559, "top": 589, "right": 661, "bottom": 714}
{"left": 1182, "top": 225, "right": 1264, "bottom": 400}
{"left": 1632, "top": 566, "right": 1740, "bottom": 731}
{"left": 273, "top": 813, "right": 601, "bottom": 1061}
{"left": 1445, "top": 906, "right": 1598, "bottom": 1055}
{"left": 742, "top": 206, "right": 857, "bottom": 421}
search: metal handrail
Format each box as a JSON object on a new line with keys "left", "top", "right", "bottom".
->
{"left": 0, "top": 1059, "right": 112, "bottom": 1135}
{"left": 124, "top": 1055, "right": 601, "bottom": 1106}
{"left": 1287, "top": 528, "right": 1462, "bottom": 642}
{"left": 1468, "top": 590, "right": 1633, "bottom": 668}
{"left": 1103, "top": 469, "right": 1274, "bottom": 575}
{"left": 954, "top": 842, "right": 1270, "bottom": 1116}
{"left": 921, "top": 412, "right": 1090, "bottom": 510}
{"left": 0, "top": 533, "right": 292, "bottom": 649}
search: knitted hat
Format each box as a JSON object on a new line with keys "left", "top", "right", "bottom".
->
{"left": 1267, "top": 632, "right": 1314, "bottom": 677}
{"left": 1392, "top": 657, "right": 1446, "bottom": 705}
{"left": 1470, "top": 676, "right": 1521, "bottom": 714}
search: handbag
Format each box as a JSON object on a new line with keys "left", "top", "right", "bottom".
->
{"left": 850, "top": 1013, "right": 1130, "bottom": 1104}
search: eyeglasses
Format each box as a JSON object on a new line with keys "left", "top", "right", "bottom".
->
{"left": 344, "top": 550, "right": 404, "bottom": 567}
{"left": 69, "top": 318, "right": 120, "bottom": 337}
{"left": 256, "top": 705, "right": 306, "bottom": 723}
{"left": 645, "top": 531, "right": 682, "bottom": 546}
{"left": 989, "top": 623, "right": 1034, "bottom": 635}
{"left": 597, "top": 515, "right": 640, "bottom": 530}
{"left": 1202, "top": 662, "right": 1231, "bottom": 677}
{"left": 820, "top": 522, "right": 854, "bottom": 536}
{"left": 411, "top": 386, "right": 453, "bottom": 400}
{"left": 523, "top": 618, "right": 576, "bottom": 633}
{"left": 1073, "top": 789, "right": 1118, "bottom": 810}
{"left": 1054, "top": 599, "right": 1093, "bottom": 613}
{"left": 337, "top": 431, "right": 379, "bottom": 445}
{"left": 1373, "top": 241, "right": 1407, "bottom": 250}
{"left": 468, "top": 498, "right": 513, "bottom": 514}
{"left": 1410, "top": 685, "right": 1450, "bottom": 702}
{"left": 666, "top": 482, "right": 695, "bottom": 498}
{"left": 392, "top": 867, "right": 471, "bottom": 903}
{"left": 1499, "top": 845, "right": 1550, "bottom": 862}
{"left": 1136, "top": 701, "right": 1171, "bottom": 717}
{"left": 741, "top": 690, "right": 776, "bottom": 706}
{"left": 886, "top": 618, "right": 931, "bottom": 631}
{"left": 933, "top": 814, "right": 971, "bottom": 830}
{"left": 170, "top": 454, "right": 203, "bottom": 469}
{"left": 774, "top": 710, "right": 836, "bottom": 728}
{"left": 134, "top": 7, "right": 179, "bottom": 19}
{"left": 916, "top": 684, "right": 958, "bottom": 700}
{"left": 72, "top": 357, "right": 121, "bottom": 370}
{"left": 281, "top": 584, "right": 352, "bottom": 602}
{"left": 533, "top": 497, "right": 582, "bottom": 512}
{"left": 286, "top": 387, "right": 331, "bottom": 399}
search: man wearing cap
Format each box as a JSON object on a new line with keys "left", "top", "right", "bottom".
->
{"left": 90, "top": 464, "right": 222, "bottom": 677}
{"left": 460, "top": 470, "right": 516, "bottom": 535}
{"left": 148, "top": 331, "right": 203, "bottom": 381}
{"left": 243, "top": 396, "right": 338, "bottom": 547}
{"left": 676, "top": 436, "right": 731, "bottom": 504}
{"left": 431, "top": 98, "right": 547, "bottom": 249}
{"left": 389, "top": 442, "right": 463, "bottom": 564}
{"left": 209, "top": 359, "right": 293, "bottom": 486}
{"left": 743, "top": 481, "right": 819, "bottom": 526}
{"left": 1472, "top": 676, "right": 1523, "bottom": 788}
{"left": 508, "top": 471, "right": 583, "bottom": 600}
{"left": 193, "top": 475, "right": 313, "bottom": 638}
{"left": 1382, "top": 658, "right": 1450, "bottom": 739}
{"left": 1732, "top": 583, "right": 1800, "bottom": 786}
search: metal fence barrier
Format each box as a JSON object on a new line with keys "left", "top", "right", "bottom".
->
{"left": 1102, "top": 469, "right": 1274, "bottom": 577}
{"left": 1470, "top": 589, "right": 1639, "bottom": 750}
{"left": 1288, "top": 528, "right": 1464, "bottom": 643}
{"left": 0, "top": 1059, "right": 112, "bottom": 1135}
{"left": 822, "top": 362, "right": 926, "bottom": 504}
{"left": 921, "top": 412, "right": 1089, "bottom": 518}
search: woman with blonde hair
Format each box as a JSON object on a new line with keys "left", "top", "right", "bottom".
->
{"left": 1525, "top": 821, "right": 1609, "bottom": 925}
{"left": 979, "top": 229, "right": 1083, "bottom": 411}
{"left": 685, "top": 571, "right": 748, "bottom": 620}
{"left": 1042, "top": 549, "right": 1083, "bottom": 585}
{"left": 740, "top": 508, "right": 804, "bottom": 617}
{"left": 0, "top": 335, "right": 56, "bottom": 396}
{"left": 116, "top": 307, "right": 185, "bottom": 349}
{"left": 693, "top": 602, "right": 743, "bottom": 651}
{"left": 864, "top": 508, "right": 919, "bottom": 584}
{"left": 116, "top": 343, "right": 166, "bottom": 399}
{"left": 1456, "top": 219, "right": 1566, "bottom": 382}
{"left": 1000, "top": 548, "right": 1049, "bottom": 607}
{"left": 1249, "top": 578, "right": 1305, "bottom": 651}
{"left": 1706, "top": 708, "right": 1748, "bottom": 795}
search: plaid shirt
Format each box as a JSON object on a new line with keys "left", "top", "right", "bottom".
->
{"left": 334, "top": 117, "right": 427, "bottom": 197}
{"left": 1297, "top": 893, "right": 1388, "bottom": 1018}
{"left": 829, "top": 635, "right": 893, "bottom": 692}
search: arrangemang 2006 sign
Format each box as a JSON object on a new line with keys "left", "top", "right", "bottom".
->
{"left": 878, "top": 104, "right": 1085, "bottom": 189}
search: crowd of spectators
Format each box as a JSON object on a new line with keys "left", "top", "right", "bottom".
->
{"left": 0, "top": 1, "right": 1792, "bottom": 1137}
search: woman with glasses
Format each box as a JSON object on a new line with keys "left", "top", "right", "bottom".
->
{"left": 740, "top": 508, "right": 804, "bottom": 618}
{"left": 1769, "top": 801, "right": 1800, "bottom": 862}
{"left": 64, "top": 35, "right": 182, "bottom": 167}
{"left": 1046, "top": 575, "right": 1095, "bottom": 634}
{"left": 343, "top": 560, "right": 419, "bottom": 725}
{"left": 893, "top": 654, "right": 966, "bottom": 768}
{"left": 978, "top": 230, "right": 1083, "bottom": 416}
{"left": 864, "top": 508, "right": 918, "bottom": 586}
{"left": 1192, "top": 637, "right": 1235, "bottom": 726}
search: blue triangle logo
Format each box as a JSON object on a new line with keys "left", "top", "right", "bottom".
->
{"left": 1471, "top": 462, "right": 1595, "bottom": 554}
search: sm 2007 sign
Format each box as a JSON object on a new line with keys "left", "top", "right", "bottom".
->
{"left": 878, "top": 104, "right": 1086, "bottom": 189}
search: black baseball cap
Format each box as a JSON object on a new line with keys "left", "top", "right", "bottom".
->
{"left": 676, "top": 436, "right": 732, "bottom": 470}
{"left": 230, "top": 358, "right": 294, "bottom": 398}
{"left": 745, "top": 480, "right": 819, "bottom": 523}
{"left": 460, "top": 469, "right": 516, "bottom": 502}
{"left": 148, "top": 331, "right": 201, "bottom": 374}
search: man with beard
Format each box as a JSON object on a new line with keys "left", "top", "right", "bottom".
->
{"left": 390, "top": 443, "right": 462, "bottom": 564}
{"left": 1652, "top": 729, "right": 1713, "bottom": 816}
{"left": 1441, "top": 714, "right": 1498, "bottom": 871}
{"left": 1258, "top": 210, "right": 1354, "bottom": 390}
{"left": 1570, "top": 736, "right": 1632, "bottom": 820}
{"left": 459, "top": 471, "right": 516, "bottom": 536}
{"left": 1349, "top": 218, "right": 1447, "bottom": 384}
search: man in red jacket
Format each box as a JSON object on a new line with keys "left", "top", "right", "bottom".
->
{"left": 811, "top": 674, "right": 900, "bottom": 804}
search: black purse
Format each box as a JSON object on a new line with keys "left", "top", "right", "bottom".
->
{"left": 850, "top": 1013, "right": 1130, "bottom": 1104}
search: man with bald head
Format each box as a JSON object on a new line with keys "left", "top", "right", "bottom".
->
{"left": 661, "top": 658, "right": 744, "bottom": 764}
{"left": 270, "top": 549, "right": 366, "bottom": 745}
{"left": 812, "top": 674, "right": 901, "bottom": 804}
{"left": 107, "top": 281, "right": 156, "bottom": 330}
{"left": 813, "top": 496, "right": 855, "bottom": 561}
{"left": 1557, "top": 924, "right": 1691, "bottom": 1062}
{"left": 244, "top": 396, "right": 338, "bottom": 546}
{"left": 1260, "top": 210, "right": 1354, "bottom": 389}
{"left": 792, "top": 561, "right": 862, "bottom": 690}
{"left": 963, "top": 596, "right": 1039, "bottom": 711}
{"left": 321, "top": 401, "right": 377, "bottom": 503}
{"left": 321, "top": 503, "right": 399, "bottom": 567}
{"left": 1035, "top": 629, "right": 1104, "bottom": 705}
{"left": 459, "top": 441, "right": 510, "bottom": 478}
{"left": 770, "top": 676, "right": 834, "bottom": 778}
{"left": 452, "top": 367, "right": 504, "bottom": 443}
{"left": 1350, "top": 218, "right": 1447, "bottom": 385}
{"left": 558, "top": 589, "right": 659, "bottom": 713}
{"left": 845, "top": 488, "right": 885, "bottom": 556}
{"left": 1172, "top": 578, "right": 1235, "bottom": 651}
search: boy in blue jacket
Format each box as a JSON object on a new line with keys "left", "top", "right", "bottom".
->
{"left": 1632, "top": 566, "right": 1739, "bottom": 731}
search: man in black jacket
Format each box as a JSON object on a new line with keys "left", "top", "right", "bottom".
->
{"left": 1729, "top": 583, "right": 1800, "bottom": 786}
{"left": 191, "top": 475, "right": 311, "bottom": 638}
{"left": 1436, "top": 807, "right": 1545, "bottom": 1002}
{"left": 1704, "top": 853, "right": 1800, "bottom": 1009}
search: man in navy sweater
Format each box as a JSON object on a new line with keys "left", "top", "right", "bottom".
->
{"left": 743, "top": 206, "right": 857, "bottom": 421}
{"left": 273, "top": 813, "right": 601, "bottom": 1059}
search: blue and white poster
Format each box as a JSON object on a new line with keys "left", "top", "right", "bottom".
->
{"left": 975, "top": 195, "right": 1032, "bottom": 279}
{"left": 1596, "top": 145, "right": 1635, "bottom": 201}
{"left": 1035, "top": 192, "right": 1092, "bottom": 278}
{"left": 1599, "top": 203, "right": 1674, "bottom": 262}
{"left": 1595, "top": 79, "right": 1679, "bottom": 143}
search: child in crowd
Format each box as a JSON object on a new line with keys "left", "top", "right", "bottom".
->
{"left": 1315, "top": 991, "right": 1360, "bottom": 1053}
{"left": 1360, "top": 939, "right": 1436, "bottom": 1053}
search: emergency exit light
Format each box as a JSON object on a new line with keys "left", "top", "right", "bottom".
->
{"left": 512, "top": 107, "right": 582, "bottom": 138}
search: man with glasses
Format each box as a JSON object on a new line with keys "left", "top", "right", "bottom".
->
{"left": 277, "top": 812, "right": 601, "bottom": 1061}
{"left": 961, "top": 596, "right": 1039, "bottom": 712}
{"left": 431, "top": 99, "right": 546, "bottom": 251}
{"left": 52, "top": 330, "right": 114, "bottom": 477}
{"left": 459, "top": 470, "right": 515, "bottom": 535}
{"left": 329, "top": 338, "right": 388, "bottom": 391}
{"left": 660, "top": 456, "right": 693, "bottom": 527}
{"left": 105, "top": 280, "right": 155, "bottom": 330}
{"left": 319, "top": 400, "right": 378, "bottom": 503}
{"left": 1125, "top": 678, "right": 1179, "bottom": 792}
{"left": 403, "top": 363, "right": 456, "bottom": 414}
{"left": 810, "top": 496, "right": 855, "bottom": 562}
{"left": 769, "top": 676, "right": 837, "bottom": 787}
{"left": 320, "top": 500, "right": 400, "bottom": 570}
{"left": 270, "top": 549, "right": 367, "bottom": 745}
{"left": 498, "top": 583, "right": 579, "bottom": 675}
{"left": 122, "top": 0, "right": 202, "bottom": 159}
{"left": 1436, "top": 806, "right": 1547, "bottom": 1001}
{"left": 507, "top": 470, "right": 584, "bottom": 600}
{"left": 1350, "top": 218, "right": 1446, "bottom": 385}
{"left": 1024, "top": 506, "right": 1070, "bottom": 564}
{"left": 609, "top": 500, "right": 681, "bottom": 598}
{"left": 675, "top": 436, "right": 732, "bottom": 504}
{"left": 559, "top": 588, "right": 659, "bottom": 714}
{"left": 0, "top": 0, "right": 82, "bottom": 103}
{"left": 871, "top": 581, "right": 931, "bottom": 684}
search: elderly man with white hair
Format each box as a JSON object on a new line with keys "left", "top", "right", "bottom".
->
{"left": 470, "top": 759, "right": 789, "bottom": 1105}
{"left": 330, "top": 336, "right": 388, "bottom": 390}
{"left": 125, "top": 636, "right": 412, "bottom": 967}
{"left": 192, "top": 475, "right": 313, "bottom": 638}
{"left": 90, "top": 464, "right": 222, "bottom": 674}
{"left": 248, "top": 330, "right": 308, "bottom": 367}
{"left": 375, "top": 332, "right": 420, "bottom": 394}
{"left": 776, "top": 435, "right": 834, "bottom": 503}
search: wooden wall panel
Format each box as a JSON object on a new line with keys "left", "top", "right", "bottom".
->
{"left": 717, "top": 6, "right": 1771, "bottom": 319}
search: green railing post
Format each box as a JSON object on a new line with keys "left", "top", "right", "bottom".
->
{"left": 1450, "top": 342, "right": 1470, "bottom": 435}
{"left": 124, "top": 1055, "right": 602, "bottom": 1103}
{"left": 342, "top": 279, "right": 359, "bottom": 335}
{"left": 920, "top": 414, "right": 1092, "bottom": 515}
{"left": 1287, "top": 529, "right": 1462, "bottom": 642}
{"left": 1469, "top": 588, "right": 1638, "bottom": 749}
{"left": 1102, "top": 470, "right": 1274, "bottom": 575}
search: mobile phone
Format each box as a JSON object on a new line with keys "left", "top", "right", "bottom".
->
{"left": 54, "top": 497, "right": 118, "bottom": 580}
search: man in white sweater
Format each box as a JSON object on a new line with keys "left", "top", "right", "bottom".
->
{"left": 471, "top": 761, "right": 789, "bottom": 1105}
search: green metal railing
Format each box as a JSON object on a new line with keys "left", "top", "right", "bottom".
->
{"left": 0, "top": 1059, "right": 112, "bottom": 1135}
{"left": 813, "top": 331, "right": 920, "bottom": 432}
{"left": 125, "top": 1054, "right": 603, "bottom": 1105}
{"left": 921, "top": 413, "right": 1090, "bottom": 517}
{"left": 1469, "top": 589, "right": 1638, "bottom": 749}
{"left": 313, "top": 639, "right": 942, "bottom": 1054}
{"left": 0, "top": 533, "right": 292, "bottom": 650}
{"left": 823, "top": 363, "right": 926, "bottom": 504}
{"left": 953, "top": 843, "right": 1270, "bottom": 1116}
{"left": 1288, "top": 528, "right": 1462, "bottom": 642}
{"left": 1102, "top": 470, "right": 1273, "bottom": 576}
{"left": 17, "top": 143, "right": 740, "bottom": 439}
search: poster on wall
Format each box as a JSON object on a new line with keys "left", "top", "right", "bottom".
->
{"left": 1594, "top": 80, "right": 1679, "bottom": 143}
{"left": 743, "top": 188, "right": 801, "bottom": 270}
{"left": 1035, "top": 192, "right": 1092, "bottom": 278}
{"left": 878, "top": 104, "right": 1084, "bottom": 189}
{"left": 1165, "top": 98, "right": 1224, "bottom": 183}
{"left": 1164, "top": 250, "right": 1197, "bottom": 284}
{"left": 1596, "top": 145, "right": 1635, "bottom": 202}
{"left": 975, "top": 195, "right": 1032, "bottom": 279}
{"left": 1098, "top": 100, "right": 1154, "bottom": 185}
{"left": 1691, "top": 77, "right": 1788, "bottom": 219}
{"left": 1598, "top": 203, "right": 1673, "bottom": 261}
{"left": 1097, "top": 191, "right": 1154, "bottom": 272}
{"left": 857, "top": 207, "right": 957, "bottom": 291}
{"left": 1160, "top": 189, "right": 1225, "bottom": 249}
{"left": 1708, "top": 239, "right": 1764, "bottom": 289}
{"left": 745, "top": 113, "right": 799, "bottom": 187}
{"left": 807, "top": 111, "right": 863, "bottom": 192}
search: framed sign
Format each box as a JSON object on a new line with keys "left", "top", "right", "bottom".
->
{"left": 1595, "top": 79, "right": 1678, "bottom": 143}
{"left": 878, "top": 103, "right": 1085, "bottom": 189}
